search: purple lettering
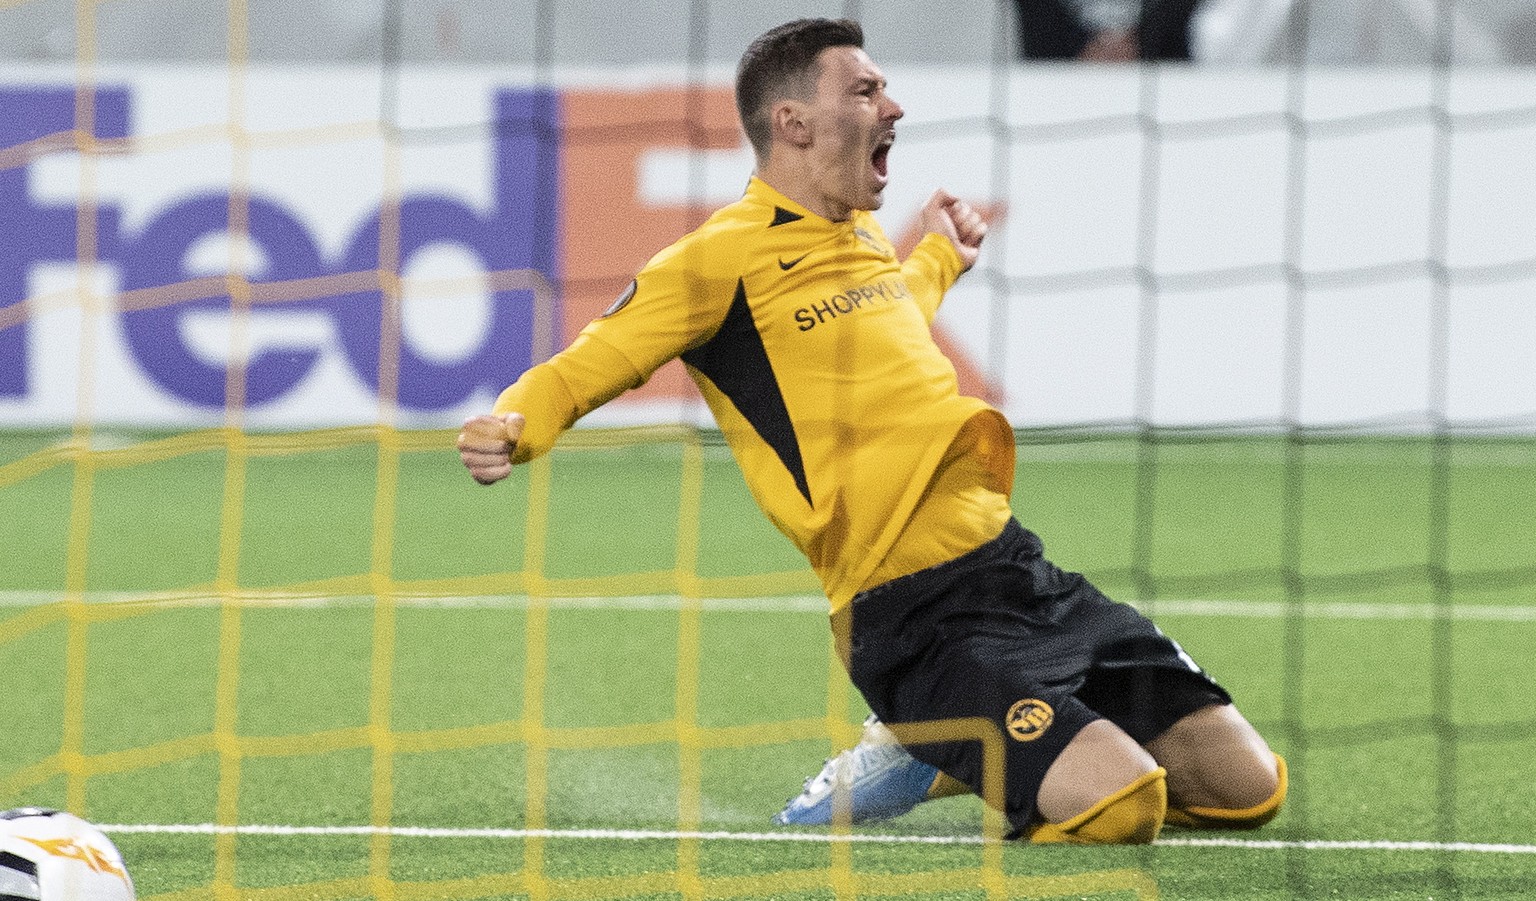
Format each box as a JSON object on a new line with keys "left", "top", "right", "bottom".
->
{"left": 2, "top": 85, "right": 561, "bottom": 413}
{"left": 0, "top": 87, "right": 127, "bottom": 397}
{"left": 117, "top": 194, "right": 327, "bottom": 407}
{"left": 331, "top": 89, "right": 561, "bottom": 410}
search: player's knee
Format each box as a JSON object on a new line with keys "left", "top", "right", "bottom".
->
{"left": 1165, "top": 754, "right": 1288, "bottom": 830}
{"left": 1027, "top": 768, "right": 1167, "bottom": 845}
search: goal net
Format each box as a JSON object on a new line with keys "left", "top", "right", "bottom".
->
{"left": 2, "top": 1, "right": 1534, "bottom": 899}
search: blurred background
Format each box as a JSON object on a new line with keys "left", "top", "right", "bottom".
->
{"left": 3, "top": 0, "right": 1535, "bottom": 66}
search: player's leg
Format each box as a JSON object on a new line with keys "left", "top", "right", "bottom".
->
{"left": 856, "top": 614, "right": 1169, "bottom": 844}
{"left": 1034, "top": 719, "right": 1156, "bottom": 822}
{"left": 777, "top": 687, "right": 1282, "bottom": 833}
{"left": 867, "top": 681, "right": 1168, "bottom": 844}
{"left": 773, "top": 714, "right": 955, "bottom": 826}
{"left": 773, "top": 710, "right": 1193, "bottom": 831}
{"left": 774, "top": 720, "right": 1171, "bottom": 844}
{"left": 1069, "top": 596, "right": 1287, "bottom": 831}
{"left": 777, "top": 654, "right": 1281, "bottom": 832}
{"left": 1042, "top": 555, "right": 1289, "bottom": 833}
{"left": 1023, "top": 718, "right": 1167, "bottom": 844}
{"left": 783, "top": 519, "right": 1172, "bottom": 841}
{"left": 1146, "top": 702, "right": 1287, "bottom": 829}
{"left": 774, "top": 707, "right": 1168, "bottom": 842}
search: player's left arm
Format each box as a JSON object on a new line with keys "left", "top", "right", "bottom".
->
{"left": 902, "top": 189, "right": 987, "bottom": 322}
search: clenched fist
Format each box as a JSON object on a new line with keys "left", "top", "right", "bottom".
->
{"left": 918, "top": 189, "right": 987, "bottom": 272}
{"left": 457, "top": 412, "right": 526, "bottom": 485}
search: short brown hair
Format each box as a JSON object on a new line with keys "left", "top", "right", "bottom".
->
{"left": 735, "top": 18, "right": 864, "bottom": 160}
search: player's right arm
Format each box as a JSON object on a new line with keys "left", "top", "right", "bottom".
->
{"left": 457, "top": 235, "right": 735, "bottom": 484}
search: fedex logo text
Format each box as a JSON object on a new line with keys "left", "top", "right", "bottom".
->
{"left": 0, "top": 85, "right": 559, "bottom": 416}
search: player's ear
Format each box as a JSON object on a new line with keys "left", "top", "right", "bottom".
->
{"left": 772, "top": 99, "right": 812, "bottom": 149}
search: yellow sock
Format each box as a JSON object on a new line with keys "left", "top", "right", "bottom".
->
{"left": 1026, "top": 768, "right": 1167, "bottom": 845}
{"left": 925, "top": 771, "right": 970, "bottom": 800}
{"left": 1164, "top": 754, "right": 1288, "bottom": 830}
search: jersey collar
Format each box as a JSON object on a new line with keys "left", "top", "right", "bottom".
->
{"left": 746, "top": 176, "right": 862, "bottom": 230}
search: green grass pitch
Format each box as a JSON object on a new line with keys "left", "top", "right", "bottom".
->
{"left": 2, "top": 429, "right": 1534, "bottom": 899}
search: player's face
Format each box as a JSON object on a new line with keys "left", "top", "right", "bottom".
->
{"left": 803, "top": 45, "right": 903, "bottom": 220}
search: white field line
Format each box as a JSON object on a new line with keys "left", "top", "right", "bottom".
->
{"left": 97, "top": 822, "right": 1536, "bottom": 855}
{"left": 3, "top": 591, "right": 1535, "bottom": 622}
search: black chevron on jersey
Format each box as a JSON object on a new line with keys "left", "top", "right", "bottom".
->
{"left": 682, "top": 279, "right": 812, "bottom": 506}
{"left": 769, "top": 206, "right": 804, "bottom": 227}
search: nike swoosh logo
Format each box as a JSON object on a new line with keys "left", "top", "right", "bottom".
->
{"left": 778, "top": 253, "right": 810, "bottom": 271}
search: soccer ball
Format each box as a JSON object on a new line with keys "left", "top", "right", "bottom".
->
{"left": 0, "top": 808, "right": 135, "bottom": 901}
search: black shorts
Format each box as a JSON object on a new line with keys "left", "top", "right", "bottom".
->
{"left": 846, "top": 519, "right": 1230, "bottom": 829}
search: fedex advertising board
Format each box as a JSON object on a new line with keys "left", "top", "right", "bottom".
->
{"left": 3, "top": 66, "right": 1535, "bottom": 431}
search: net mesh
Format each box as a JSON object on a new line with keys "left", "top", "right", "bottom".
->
{"left": 3, "top": 1, "right": 1535, "bottom": 899}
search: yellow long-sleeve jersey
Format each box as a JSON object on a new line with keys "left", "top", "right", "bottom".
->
{"left": 495, "top": 177, "right": 1014, "bottom": 611}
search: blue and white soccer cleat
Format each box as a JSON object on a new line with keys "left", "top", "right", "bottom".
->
{"left": 773, "top": 715, "right": 942, "bottom": 826}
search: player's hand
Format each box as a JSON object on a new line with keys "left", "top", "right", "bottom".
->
{"left": 457, "top": 412, "right": 525, "bottom": 485}
{"left": 919, "top": 189, "right": 987, "bottom": 272}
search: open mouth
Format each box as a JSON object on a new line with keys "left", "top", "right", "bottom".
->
{"left": 872, "top": 135, "right": 893, "bottom": 180}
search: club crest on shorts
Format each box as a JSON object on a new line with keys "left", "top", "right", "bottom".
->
{"left": 1005, "top": 698, "right": 1054, "bottom": 742}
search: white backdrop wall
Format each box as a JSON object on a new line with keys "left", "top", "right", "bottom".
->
{"left": 2, "top": 65, "right": 1534, "bottom": 432}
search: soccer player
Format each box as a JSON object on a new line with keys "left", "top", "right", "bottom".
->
{"left": 459, "top": 17, "right": 1286, "bottom": 843}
